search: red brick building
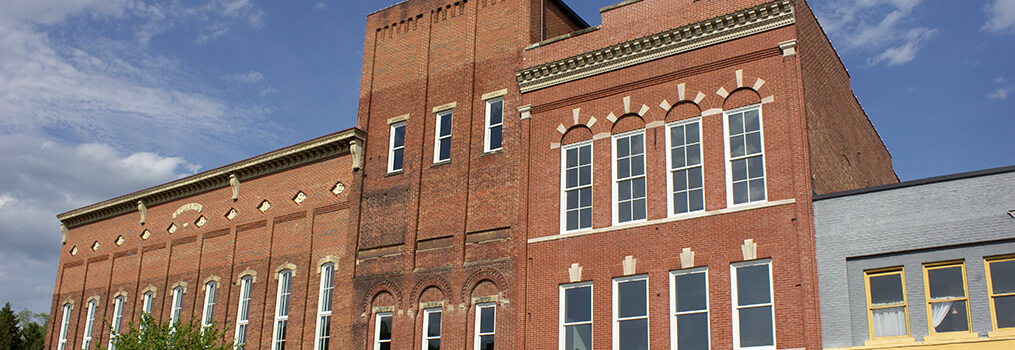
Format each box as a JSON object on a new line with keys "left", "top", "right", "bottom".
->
{"left": 46, "top": 0, "right": 897, "bottom": 350}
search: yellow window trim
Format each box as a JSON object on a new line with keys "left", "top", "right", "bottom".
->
{"left": 985, "top": 255, "right": 1015, "bottom": 332}
{"left": 865, "top": 267, "right": 911, "bottom": 340}
{"left": 922, "top": 262, "right": 972, "bottom": 336}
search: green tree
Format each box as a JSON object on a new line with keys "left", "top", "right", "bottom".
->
{"left": 15, "top": 309, "right": 47, "bottom": 350}
{"left": 96, "top": 314, "right": 233, "bottom": 350}
{"left": 0, "top": 303, "right": 23, "bottom": 350}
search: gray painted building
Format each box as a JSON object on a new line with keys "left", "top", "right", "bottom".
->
{"left": 814, "top": 166, "right": 1015, "bottom": 349}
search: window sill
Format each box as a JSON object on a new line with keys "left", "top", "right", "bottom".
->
{"left": 482, "top": 148, "right": 504, "bottom": 156}
{"left": 430, "top": 160, "right": 451, "bottom": 167}
{"left": 864, "top": 337, "right": 915, "bottom": 347}
{"left": 989, "top": 329, "right": 1015, "bottom": 338}
{"left": 922, "top": 332, "right": 978, "bottom": 342}
{"left": 385, "top": 170, "right": 404, "bottom": 177}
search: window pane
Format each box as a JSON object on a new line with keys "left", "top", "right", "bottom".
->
{"left": 618, "top": 318, "right": 649, "bottom": 350}
{"left": 677, "top": 312, "right": 709, "bottom": 350}
{"left": 869, "top": 274, "right": 905, "bottom": 305}
{"left": 748, "top": 156, "right": 765, "bottom": 179}
{"left": 673, "top": 170, "right": 687, "bottom": 191}
{"left": 427, "top": 312, "right": 441, "bottom": 337}
{"left": 479, "top": 335, "right": 495, "bottom": 350}
{"left": 565, "top": 287, "right": 592, "bottom": 323}
{"left": 480, "top": 307, "right": 495, "bottom": 333}
{"left": 688, "top": 168, "right": 703, "bottom": 189}
{"left": 567, "top": 211, "right": 579, "bottom": 231}
{"left": 439, "top": 138, "right": 451, "bottom": 160}
{"left": 567, "top": 169, "right": 578, "bottom": 188}
{"left": 744, "top": 110, "right": 760, "bottom": 132}
{"left": 320, "top": 315, "right": 331, "bottom": 337}
{"left": 995, "top": 295, "right": 1015, "bottom": 328}
{"left": 490, "top": 126, "right": 502, "bottom": 150}
{"left": 686, "top": 123, "right": 699, "bottom": 143}
{"left": 631, "top": 155, "right": 645, "bottom": 177}
{"left": 579, "top": 145, "right": 591, "bottom": 166}
{"left": 990, "top": 260, "right": 1015, "bottom": 294}
{"left": 633, "top": 199, "right": 646, "bottom": 221}
{"left": 618, "top": 158, "right": 630, "bottom": 179}
{"left": 631, "top": 134, "right": 644, "bottom": 155}
{"left": 674, "top": 192, "right": 688, "bottom": 214}
{"left": 689, "top": 189, "right": 704, "bottom": 212}
{"left": 579, "top": 166, "right": 591, "bottom": 186}
{"left": 564, "top": 324, "right": 592, "bottom": 350}
{"left": 440, "top": 114, "right": 452, "bottom": 136}
{"left": 566, "top": 148, "right": 578, "bottom": 168}
{"left": 671, "top": 125, "right": 685, "bottom": 145}
{"left": 489, "top": 101, "right": 503, "bottom": 125}
{"left": 746, "top": 132, "right": 762, "bottom": 155}
{"left": 393, "top": 149, "right": 404, "bottom": 170}
{"left": 394, "top": 126, "right": 405, "bottom": 147}
{"left": 579, "top": 208, "right": 592, "bottom": 229}
{"left": 687, "top": 144, "right": 701, "bottom": 166}
{"left": 427, "top": 339, "right": 440, "bottom": 350}
{"left": 872, "top": 306, "right": 907, "bottom": 337}
{"left": 672, "top": 146, "right": 686, "bottom": 168}
{"left": 620, "top": 202, "right": 632, "bottom": 223}
{"left": 619, "top": 180, "right": 632, "bottom": 201}
{"left": 379, "top": 343, "right": 390, "bottom": 350}
{"left": 928, "top": 267, "right": 965, "bottom": 300}
{"left": 617, "top": 137, "right": 630, "bottom": 157}
{"left": 932, "top": 300, "right": 968, "bottom": 333}
{"left": 733, "top": 182, "right": 749, "bottom": 205}
{"left": 749, "top": 179, "right": 766, "bottom": 201}
{"left": 379, "top": 316, "right": 392, "bottom": 340}
{"left": 737, "top": 265, "right": 771, "bottom": 306}
{"left": 732, "top": 159, "right": 747, "bottom": 181}
{"left": 730, "top": 135, "right": 746, "bottom": 157}
{"left": 739, "top": 305, "right": 775, "bottom": 347}
{"left": 618, "top": 280, "right": 647, "bottom": 318}
{"left": 567, "top": 190, "right": 578, "bottom": 210}
{"left": 580, "top": 188, "right": 592, "bottom": 208}
{"left": 633, "top": 177, "right": 646, "bottom": 199}
{"left": 729, "top": 113, "right": 744, "bottom": 134}
{"left": 675, "top": 272, "right": 707, "bottom": 312}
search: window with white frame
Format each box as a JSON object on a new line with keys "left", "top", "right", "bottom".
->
{"left": 667, "top": 120, "right": 704, "bottom": 215}
{"left": 434, "top": 110, "right": 452, "bottom": 163}
{"left": 614, "top": 131, "right": 647, "bottom": 223}
{"left": 389, "top": 122, "right": 406, "bottom": 173}
{"left": 141, "top": 291, "right": 154, "bottom": 314}
{"left": 671, "top": 268, "right": 709, "bottom": 350}
{"left": 562, "top": 141, "right": 593, "bottom": 232}
{"left": 474, "top": 303, "right": 495, "bottom": 350}
{"left": 272, "top": 270, "right": 293, "bottom": 350}
{"left": 202, "top": 281, "right": 217, "bottom": 330}
{"left": 109, "top": 296, "right": 125, "bottom": 350}
{"left": 58, "top": 304, "right": 71, "bottom": 350}
{"left": 316, "top": 263, "right": 336, "bottom": 350}
{"left": 560, "top": 282, "right": 593, "bottom": 350}
{"left": 374, "top": 312, "right": 393, "bottom": 350}
{"left": 235, "top": 276, "right": 253, "bottom": 349}
{"left": 485, "top": 98, "right": 504, "bottom": 152}
{"left": 170, "top": 286, "right": 184, "bottom": 325}
{"left": 423, "top": 308, "right": 442, "bottom": 350}
{"left": 82, "top": 299, "right": 97, "bottom": 350}
{"left": 614, "top": 275, "right": 649, "bottom": 350}
{"left": 725, "top": 106, "right": 766, "bottom": 205}
{"left": 732, "top": 260, "right": 775, "bottom": 350}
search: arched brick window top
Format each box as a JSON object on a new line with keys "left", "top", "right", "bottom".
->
{"left": 612, "top": 114, "right": 645, "bottom": 135}
{"left": 561, "top": 125, "right": 593, "bottom": 145}
{"left": 723, "top": 88, "right": 762, "bottom": 110}
{"left": 666, "top": 102, "right": 702, "bottom": 122}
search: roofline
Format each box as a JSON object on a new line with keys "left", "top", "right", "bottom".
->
{"left": 813, "top": 165, "right": 1015, "bottom": 201}
{"left": 551, "top": 0, "right": 591, "bottom": 29}
{"left": 57, "top": 128, "right": 365, "bottom": 228}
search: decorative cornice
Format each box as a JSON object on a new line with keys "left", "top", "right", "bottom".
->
{"left": 57, "top": 128, "right": 365, "bottom": 229}
{"left": 516, "top": 0, "right": 795, "bottom": 93}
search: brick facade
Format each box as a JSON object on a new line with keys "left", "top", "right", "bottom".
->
{"left": 47, "top": 1, "right": 897, "bottom": 349}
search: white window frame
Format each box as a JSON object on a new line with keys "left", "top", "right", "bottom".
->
{"left": 422, "top": 307, "right": 442, "bottom": 350}
{"left": 612, "top": 129, "right": 648, "bottom": 225}
{"left": 235, "top": 276, "right": 253, "bottom": 349}
{"left": 731, "top": 259, "right": 776, "bottom": 350}
{"left": 434, "top": 110, "right": 453, "bottom": 163}
{"left": 665, "top": 118, "right": 705, "bottom": 216}
{"left": 559, "top": 281, "right": 593, "bottom": 350}
{"left": 315, "top": 263, "right": 336, "bottom": 350}
{"left": 109, "top": 296, "right": 125, "bottom": 350}
{"left": 202, "top": 281, "right": 217, "bottom": 330}
{"left": 272, "top": 270, "right": 293, "bottom": 350}
{"left": 374, "top": 312, "right": 393, "bottom": 350}
{"left": 561, "top": 141, "right": 594, "bottom": 233}
{"left": 613, "top": 275, "right": 650, "bottom": 350}
{"left": 82, "top": 299, "right": 97, "bottom": 350}
{"left": 670, "top": 267, "right": 710, "bottom": 350}
{"left": 484, "top": 98, "right": 504, "bottom": 153}
{"left": 58, "top": 304, "right": 72, "bottom": 350}
{"left": 723, "top": 105, "right": 768, "bottom": 207}
{"left": 388, "top": 122, "right": 406, "bottom": 173}
{"left": 141, "top": 291, "right": 154, "bottom": 314}
{"left": 170, "top": 287, "right": 184, "bottom": 325}
{"left": 474, "top": 303, "right": 496, "bottom": 350}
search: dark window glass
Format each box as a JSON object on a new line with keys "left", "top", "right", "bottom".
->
{"left": 869, "top": 274, "right": 905, "bottom": 305}
{"left": 617, "top": 318, "right": 648, "bottom": 350}
{"left": 737, "top": 264, "right": 772, "bottom": 306}
{"left": 565, "top": 287, "right": 592, "bottom": 323}
{"left": 563, "top": 323, "right": 591, "bottom": 350}
{"left": 739, "top": 306, "right": 775, "bottom": 347}
{"left": 990, "top": 260, "right": 1015, "bottom": 294}
{"left": 677, "top": 312, "right": 709, "bottom": 350}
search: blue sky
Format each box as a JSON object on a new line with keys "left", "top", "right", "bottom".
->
{"left": 0, "top": 0, "right": 1011, "bottom": 313}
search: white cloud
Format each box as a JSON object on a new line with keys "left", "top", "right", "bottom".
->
{"left": 0, "top": 193, "right": 13, "bottom": 210}
{"left": 315, "top": 2, "right": 328, "bottom": 10}
{"left": 997, "top": 76, "right": 1009, "bottom": 84}
{"left": 987, "top": 87, "right": 1012, "bottom": 100}
{"left": 983, "top": 0, "right": 1015, "bottom": 34}
{"left": 227, "top": 70, "right": 265, "bottom": 84}
{"left": 814, "top": 0, "right": 936, "bottom": 66}
{"left": 260, "top": 87, "right": 280, "bottom": 96}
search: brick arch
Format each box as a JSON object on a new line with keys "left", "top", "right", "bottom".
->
{"left": 716, "top": 69, "right": 774, "bottom": 110}
{"left": 659, "top": 83, "right": 715, "bottom": 115}
{"left": 461, "top": 267, "right": 509, "bottom": 306}
{"left": 665, "top": 101, "right": 702, "bottom": 123}
{"left": 410, "top": 274, "right": 454, "bottom": 306}
{"left": 724, "top": 88, "right": 762, "bottom": 110}
{"left": 556, "top": 108, "right": 601, "bottom": 146}
{"left": 605, "top": 96, "right": 654, "bottom": 129}
{"left": 362, "top": 280, "right": 403, "bottom": 315}
{"left": 612, "top": 113, "right": 645, "bottom": 134}
{"left": 561, "top": 125, "right": 593, "bottom": 145}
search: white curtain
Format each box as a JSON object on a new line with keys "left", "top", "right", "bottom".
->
{"left": 872, "top": 307, "right": 907, "bottom": 337}
{"left": 931, "top": 301, "right": 954, "bottom": 328}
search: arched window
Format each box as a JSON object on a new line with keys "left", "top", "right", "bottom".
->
{"left": 170, "top": 286, "right": 185, "bottom": 325}
{"left": 272, "top": 270, "right": 293, "bottom": 350}
{"left": 82, "top": 299, "right": 98, "bottom": 349}
{"left": 109, "top": 296, "right": 126, "bottom": 350}
{"left": 202, "top": 281, "right": 218, "bottom": 330}
{"left": 316, "top": 263, "right": 336, "bottom": 350}
{"left": 235, "top": 276, "right": 253, "bottom": 349}
{"left": 57, "top": 303, "right": 72, "bottom": 350}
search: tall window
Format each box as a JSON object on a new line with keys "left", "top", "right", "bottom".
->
{"left": 613, "top": 276, "right": 649, "bottom": 350}
{"left": 58, "top": 304, "right": 71, "bottom": 350}
{"left": 924, "top": 262, "right": 970, "bottom": 334}
{"left": 434, "top": 110, "right": 452, "bottom": 163}
{"left": 389, "top": 122, "right": 406, "bottom": 173}
{"left": 614, "top": 131, "right": 647, "bottom": 224}
{"left": 671, "top": 268, "right": 709, "bottom": 350}
{"left": 562, "top": 142, "right": 593, "bottom": 232}
{"left": 82, "top": 299, "right": 97, "bottom": 350}
{"left": 560, "top": 282, "right": 592, "bottom": 350}
{"left": 272, "top": 270, "right": 293, "bottom": 350}
{"left": 109, "top": 296, "right": 125, "bottom": 350}
{"left": 374, "top": 312, "right": 392, "bottom": 350}
{"left": 423, "top": 308, "right": 442, "bottom": 350}
{"left": 316, "top": 263, "right": 336, "bottom": 350}
{"left": 725, "top": 106, "right": 766, "bottom": 205}
{"left": 235, "top": 276, "right": 253, "bottom": 349}
{"left": 170, "top": 287, "right": 184, "bottom": 325}
{"left": 202, "top": 281, "right": 218, "bottom": 330}
{"left": 667, "top": 120, "right": 704, "bottom": 215}
{"left": 985, "top": 256, "right": 1015, "bottom": 331}
{"left": 732, "top": 260, "right": 775, "bottom": 350}
{"left": 474, "top": 303, "right": 495, "bottom": 350}
{"left": 141, "top": 291, "right": 154, "bottom": 314}
{"left": 485, "top": 98, "right": 504, "bottom": 152}
{"left": 865, "top": 268, "right": 909, "bottom": 339}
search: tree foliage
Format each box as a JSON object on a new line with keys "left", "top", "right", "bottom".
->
{"left": 97, "top": 314, "right": 233, "bottom": 350}
{"left": 0, "top": 303, "right": 23, "bottom": 350}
